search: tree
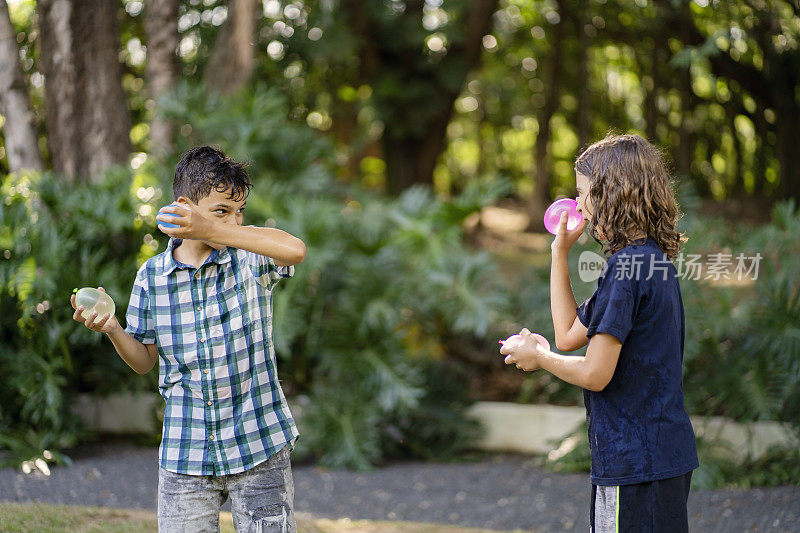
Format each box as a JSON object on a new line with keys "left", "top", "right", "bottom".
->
{"left": 342, "top": 0, "right": 499, "bottom": 194}
{"left": 204, "top": 0, "right": 260, "bottom": 95}
{"left": 661, "top": 0, "right": 800, "bottom": 201}
{"left": 144, "top": 0, "right": 180, "bottom": 155}
{"left": 38, "top": 0, "right": 131, "bottom": 181}
{"left": 528, "top": 0, "right": 565, "bottom": 228}
{"left": 0, "top": 0, "right": 42, "bottom": 172}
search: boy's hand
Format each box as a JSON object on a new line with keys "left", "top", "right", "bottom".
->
{"left": 156, "top": 200, "right": 215, "bottom": 241}
{"left": 551, "top": 211, "right": 587, "bottom": 255}
{"left": 70, "top": 287, "right": 121, "bottom": 334}
{"left": 500, "top": 328, "right": 545, "bottom": 372}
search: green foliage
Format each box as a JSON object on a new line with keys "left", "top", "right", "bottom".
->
{"left": 1, "top": 87, "right": 506, "bottom": 470}
{"left": 692, "top": 440, "right": 800, "bottom": 490}
{"left": 164, "top": 86, "right": 515, "bottom": 468}
{"left": 161, "top": 83, "right": 332, "bottom": 185}
{"left": 680, "top": 200, "right": 800, "bottom": 435}
{"left": 541, "top": 422, "right": 591, "bottom": 474}
{"left": 163, "top": 89, "right": 486, "bottom": 468}
{"left": 0, "top": 168, "right": 159, "bottom": 468}
{"left": 380, "top": 361, "right": 483, "bottom": 461}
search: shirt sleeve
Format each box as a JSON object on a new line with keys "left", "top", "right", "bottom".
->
{"left": 575, "top": 257, "right": 638, "bottom": 344}
{"left": 125, "top": 266, "right": 156, "bottom": 344}
{"left": 241, "top": 226, "right": 296, "bottom": 289}
{"left": 246, "top": 250, "right": 294, "bottom": 289}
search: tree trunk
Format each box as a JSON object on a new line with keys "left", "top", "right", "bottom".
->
{"left": 770, "top": 39, "right": 800, "bottom": 200}
{"left": 204, "top": 0, "right": 259, "bottom": 95}
{"left": 0, "top": 0, "right": 43, "bottom": 172}
{"left": 38, "top": 0, "right": 79, "bottom": 178}
{"left": 753, "top": 103, "right": 769, "bottom": 194}
{"left": 774, "top": 99, "right": 800, "bottom": 201}
{"left": 528, "top": 5, "right": 565, "bottom": 231}
{"left": 383, "top": 131, "right": 421, "bottom": 195}
{"left": 575, "top": 8, "right": 591, "bottom": 150}
{"left": 144, "top": 0, "right": 180, "bottom": 156}
{"left": 384, "top": 100, "right": 456, "bottom": 195}
{"left": 728, "top": 109, "right": 744, "bottom": 196}
{"left": 674, "top": 56, "right": 699, "bottom": 189}
{"left": 342, "top": 0, "right": 498, "bottom": 195}
{"left": 39, "top": 0, "right": 131, "bottom": 181}
{"left": 642, "top": 42, "right": 659, "bottom": 142}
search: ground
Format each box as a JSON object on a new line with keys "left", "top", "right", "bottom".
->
{"left": 0, "top": 502, "right": 507, "bottom": 533}
{"left": 1, "top": 442, "right": 798, "bottom": 532}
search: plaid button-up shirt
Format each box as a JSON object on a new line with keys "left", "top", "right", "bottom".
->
{"left": 125, "top": 237, "right": 298, "bottom": 475}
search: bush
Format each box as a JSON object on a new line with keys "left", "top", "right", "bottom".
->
{"left": 1, "top": 86, "right": 507, "bottom": 470}
{"left": 162, "top": 86, "right": 512, "bottom": 468}
{"left": 0, "top": 168, "right": 159, "bottom": 469}
{"left": 680, "top": 200, "right": 800, "bottom": 436}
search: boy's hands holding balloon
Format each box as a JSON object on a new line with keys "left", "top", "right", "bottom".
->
{"left": 70, "top": 287, "right": 121, "bottom": 334}
{"left": 156, "top": 199, "right": 214, "bottom": 241}
{"left": 551, "top": 211, "right": 587, "bottom": 255}
{"left": 499, "top": 328, "right": 550, "bottom": 372}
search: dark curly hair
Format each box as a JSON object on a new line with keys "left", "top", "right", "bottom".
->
{"left": 575, "top": 134, "right": 686, "bottom": 260}
{"left": 173, "top": 146, "right": 252, "bottom": 203}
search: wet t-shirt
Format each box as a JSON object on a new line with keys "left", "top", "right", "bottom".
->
{"left": 576, "top": 237, "right": 698, "bottom": 486}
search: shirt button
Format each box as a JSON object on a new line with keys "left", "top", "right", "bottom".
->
{"left": 207, "top": 400, "right": 212, "bottom": 406}
{"left": 200, "top": 337, "right": 205, "bottom": 343}
{"left": 204, "top": 369, "right": 209, "bottom": 375}
{"left": 197, "top": 306, "right": 202, "bottom": 311}
{"left": 195, "top": 272, "right": 200, "bottom": 279}
{"left": 209, "top": 435, "right": 215, "bottom": 441}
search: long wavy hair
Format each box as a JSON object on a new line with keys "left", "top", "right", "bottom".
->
{"left": 574, "top": 134, "right": 686, "bottom": 260}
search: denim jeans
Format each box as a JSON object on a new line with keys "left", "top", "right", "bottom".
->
{"left": 157, "top": 445, "right": 295, "bottom": 533}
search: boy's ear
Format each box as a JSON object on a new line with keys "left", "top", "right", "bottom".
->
{"left": 176, "top": 196, "right": 193, "bottom": 206}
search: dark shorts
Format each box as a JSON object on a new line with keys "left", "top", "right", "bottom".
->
{"left": 590, "top": 471, "right": 692, "bottom": 533}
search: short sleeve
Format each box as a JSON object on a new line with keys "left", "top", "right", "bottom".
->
{"left": 125, "top": 267, "right": 156, "bottom": 344}
{"left": 575, "top": 258, "right": 638, "bottom": 344}
{"left": 241, "top": 225, "right": 295, "bottom": 289}
{"left": 247, "top": 251, "right": 294, "bottom": 289}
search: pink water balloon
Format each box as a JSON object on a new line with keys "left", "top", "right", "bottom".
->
{"left": 499, "top": 332, "right": 551, "bottom": 353}
{"left": 530, "top": 333, "right": 551, "bottom": 352}
{"left": 543, "top": 198, "right": 583, "bottom": 235}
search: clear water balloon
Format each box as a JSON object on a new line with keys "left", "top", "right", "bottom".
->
{"left": 74, "top": 287, "right": 115, "bottom": 322}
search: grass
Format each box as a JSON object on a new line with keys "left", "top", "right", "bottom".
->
{"left": 0, "top": 502, "right": 527, "bottom": 532}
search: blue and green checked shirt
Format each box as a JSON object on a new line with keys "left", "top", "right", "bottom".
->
{"left": 124, "top": 236, "right": 298, "bottom": 475}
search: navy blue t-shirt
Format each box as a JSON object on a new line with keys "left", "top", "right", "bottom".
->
{"left": 576, "top": 237, "right": 698, "bottom": 486}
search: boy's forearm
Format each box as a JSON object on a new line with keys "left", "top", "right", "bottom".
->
{"left": 550, "top": 250, "right": 579, "bottom": 343}
{"left": 207, "top": 224, "right": 306, "bottom": 266}
{"left": 536, "top": 348, "right": 590, "bottom": 389}
{"left": 106, "top": 324, "right": 156, "bottom": 375}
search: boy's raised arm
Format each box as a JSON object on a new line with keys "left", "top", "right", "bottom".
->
{"left": 206, "top": 225, "right": 306, "bottom": 266}
{"left": 550, "top": 213, "right": 589, "bottom": 351}
{"left": 156, "top": 201, "right": 306, "bottom": 266}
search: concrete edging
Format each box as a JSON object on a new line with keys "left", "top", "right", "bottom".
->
{"left": 73, "top": 395, "right": 796, "bottom": 461}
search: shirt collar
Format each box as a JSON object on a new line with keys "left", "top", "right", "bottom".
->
{"left": 160, "top": 238, "right": 232, "bottom": 276}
